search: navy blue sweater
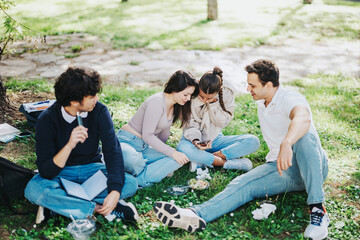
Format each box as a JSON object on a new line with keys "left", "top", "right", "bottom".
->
{"left": 35, "top": 102, "right": 125, "bottom": 193}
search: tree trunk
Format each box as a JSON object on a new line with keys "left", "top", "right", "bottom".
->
{"left": 207, "top": 0, "right": 218, "bottom": 20}
{"left": 0, "top": 76, "right": 11, "bottom": 124}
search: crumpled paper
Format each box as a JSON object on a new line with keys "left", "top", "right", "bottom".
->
{"left": 251, "top": 203, "right": 277, "bottom": 220}
{"left": 196, "top": 167, "right": 212, "bottom": 180}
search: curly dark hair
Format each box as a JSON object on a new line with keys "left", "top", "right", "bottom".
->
{"left": 164, "top": 70, "right": 198, "bottom": 127}
{"left": 54, "top": 67, "right": 102, "bottom": 106}
{"left": 244, "top": 59, "right": 279, "bottom": 87}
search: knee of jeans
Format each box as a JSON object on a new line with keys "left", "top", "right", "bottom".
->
{"left": 248, "top": 135, "right": 260, "bottom": 151}
{"left": 25, "top": 175, "right": 56, "bottom": 204}
{"left": 121, "top": 143, "right": 145, "bottom": 175}
{"left": 24, "top": 180, "right": 35, "bottom": 203}
{"left": 176, "top": 140, "right": 192, "bottom": 152}
{"left": 293, "top": 132, "right": 315, "bottom": 151}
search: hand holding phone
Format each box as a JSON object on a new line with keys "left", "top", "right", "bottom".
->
{"left": 198, "top": 140, "right": 210, "bottom": 147}
{"left": 194, "top": 139, "right": 212, "bottom": 150}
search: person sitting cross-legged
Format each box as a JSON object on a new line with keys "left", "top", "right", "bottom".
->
{"left": 176, "top": 66, "right": 259, "bottom": 172}
{"left": 25, "top": 67, "right": 138, "bottom": 223}
{"left": 153, "top": 59, "right": 329, "bottom": 240}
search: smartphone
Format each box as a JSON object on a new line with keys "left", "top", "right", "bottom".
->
{"left": 198, "top": 140, "right": 210, "bottom": 146}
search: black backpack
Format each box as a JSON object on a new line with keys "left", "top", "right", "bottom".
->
{"left": 0, "top": 156, "right": 35, "bottom": 204}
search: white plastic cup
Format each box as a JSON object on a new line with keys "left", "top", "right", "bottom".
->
{"left": 66, "top": 218, "right": 96, "bottom": 240}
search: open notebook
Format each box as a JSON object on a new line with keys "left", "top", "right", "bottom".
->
{"left": 60, "top": 170, "right": 107, "bottom": 201}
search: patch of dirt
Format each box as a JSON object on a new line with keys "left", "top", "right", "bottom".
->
{"left": 0, "top": 91, "right": 53, "bottom": 160}
{"left": 2, "top": 91, "right": 54, "bottom": 125}
{"left": 0, "top": 141, "right": 34, "bottom": 161}
{"left": 0, "top": 226, "right": 10, "bottom": 240}
{"left": 142, "top": 210, "right": 158, "bottom": 222}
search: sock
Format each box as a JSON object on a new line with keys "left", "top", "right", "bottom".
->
{"left": 309, "top": 203, "right": 324, "bottom": 212}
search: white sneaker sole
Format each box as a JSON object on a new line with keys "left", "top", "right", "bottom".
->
{"left": 153, "top": 201, "right": 206, "bottom": 233}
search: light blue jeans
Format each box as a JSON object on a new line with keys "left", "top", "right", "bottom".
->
{"left": 25, "top": 162, "right": 138, "bottom": 219}
{"left": 176, "top": 134, "right": 260, "bottom": 165}
{"left": 191, "top": 132, "right": 328, "bottom": 222}
{"left": 117, "top": 129, "right": 182, "bottom": 187}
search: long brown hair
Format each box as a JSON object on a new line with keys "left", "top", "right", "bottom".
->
{"left": 199, "top": 66, "right": 232, "bottom": 116}
{"left": 164, "top": 70, "right": 199, "bottom": 127}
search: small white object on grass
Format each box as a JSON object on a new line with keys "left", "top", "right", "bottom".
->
{"left": 105, "top": 214, "right": 116, "bottom": 222}
{"left": 251, "top": 203, "right": 276, "bottom": 220}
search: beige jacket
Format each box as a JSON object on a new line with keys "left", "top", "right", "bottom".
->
{"left": 183, "top": 85, "right": 235, "bottom": 142}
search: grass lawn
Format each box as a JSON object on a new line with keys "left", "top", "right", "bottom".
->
{"left": 0, "top": 73, "right": 359, "bottom": 239}
{"left": 3, "top": 0, "right": 359, "bottom": 50}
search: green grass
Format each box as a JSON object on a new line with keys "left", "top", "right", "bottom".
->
{"left": 1, "top": 74, "right": 359, "bottom": 239}
{"left": 269, "top": 2, "right": 360, "bottom": 42}
{"left": 4, "top": 78, "right": 53, "bottom": 93}
{"left": 324, "top": 0, "right": 360, "bottom": 7}
{"left": 3, "top": 0, "right": 358, "bottom": 50}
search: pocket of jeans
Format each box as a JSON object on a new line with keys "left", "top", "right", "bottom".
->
{"left": 117, "top": 129, "right": 136, "bottom": 142}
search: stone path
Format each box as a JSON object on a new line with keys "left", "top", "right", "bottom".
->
{"left": 0, "top": 33, "right": 359, "bottom": 93}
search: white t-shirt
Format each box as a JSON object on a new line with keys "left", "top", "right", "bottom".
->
{"left": 257, "top": 85, "right": 317, "bottom": 162}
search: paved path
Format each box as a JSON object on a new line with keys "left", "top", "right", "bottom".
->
{"left": 1, "top": 34, "right": 359, "bottom": 93}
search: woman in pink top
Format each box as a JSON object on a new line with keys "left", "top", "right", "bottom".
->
{"left": 117, "top": 70, "right": 198, "bottom": 187}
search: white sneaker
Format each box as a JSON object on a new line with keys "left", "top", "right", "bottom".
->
{"left": 153, "top": 201, "right": 206, "bottom": 233}
{"left": 223, "top": 158, "right": 253, "bottom": 171}
{"left": 304, "top": 207, "right": 330, "bottom": 240}
{"left": 189, "top": 162, "right": 200, "bottom": 172}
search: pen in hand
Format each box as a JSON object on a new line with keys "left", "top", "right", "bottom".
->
{"left": 76, "top": 112, "right": 83, "bottom": 126}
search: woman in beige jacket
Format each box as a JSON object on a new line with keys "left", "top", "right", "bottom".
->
{"left": 177, "top": 66, "right": 260, "bottom": 171}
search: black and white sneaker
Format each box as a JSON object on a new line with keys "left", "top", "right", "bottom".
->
{"left": 153, "top": 201, "right": 206, "bottom": 233}
{"left": 108, "top": 200, "right": 139, "bottom": 222}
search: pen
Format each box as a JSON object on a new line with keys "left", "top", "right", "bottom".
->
{"left": 76, "top": 112, "right": 83, "bottom": 126}
{"left": 34, "top": 100, "right": 50, "bottom": 105}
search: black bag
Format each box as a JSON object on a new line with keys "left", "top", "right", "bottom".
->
{"left": 0, "top": 156, "right": 35, "bottom": 204}
{"left": 19, "top": 104, "right": 43, "bottom": 127}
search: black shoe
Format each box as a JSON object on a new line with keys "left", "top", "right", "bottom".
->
{"left": 109, "top": 200, "right": 139, "bottom": 222}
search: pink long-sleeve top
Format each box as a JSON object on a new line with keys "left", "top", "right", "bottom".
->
{"left": 128, "top": 92, "right": 175, "bottom": 157}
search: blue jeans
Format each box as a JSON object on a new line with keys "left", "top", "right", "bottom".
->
{"left": 176, "top": 134, "right": 260, "bottom": 165}
{"left": 192, "top": 132, "right": 328, "bottom": 222}
{"left": 117, "top": 129, "right": 182, "bottom": 187}
{"left": 25, "top": 162, "right": 138, "bottom": 219}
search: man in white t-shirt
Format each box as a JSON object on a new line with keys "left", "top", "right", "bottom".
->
{"left": 153, "top": 59, "right": 329, "bottom": 240}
